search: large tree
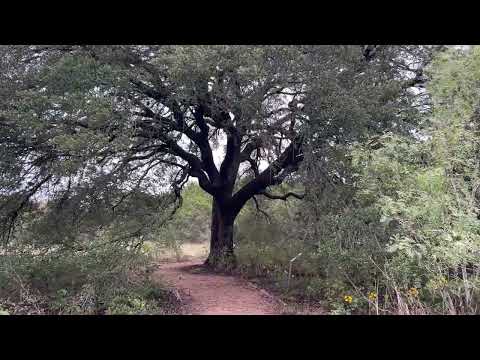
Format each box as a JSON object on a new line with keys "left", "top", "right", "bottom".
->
{"left": 0, "top": 45, "right": 437, "bottom": 269}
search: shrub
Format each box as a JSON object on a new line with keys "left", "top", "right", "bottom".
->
{"left": 0, "top": 244, "right": 178, "bottom": 314}
{"left": 235, "top": 47, "right": 480, "bottom": 314}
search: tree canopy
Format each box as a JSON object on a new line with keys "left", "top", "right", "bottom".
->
{"left": 0, "top": 45, "right": 439, "bottom": 268}
{"left": 5, "top": 45, "right": 480, "bottom": 315}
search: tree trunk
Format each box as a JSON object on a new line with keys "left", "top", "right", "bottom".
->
{"left": 205, "top": 199, "right": 237, "bottom": 271}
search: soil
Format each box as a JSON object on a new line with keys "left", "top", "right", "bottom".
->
{"left": 153, "top": 260, "right": 285, "bottom": 315}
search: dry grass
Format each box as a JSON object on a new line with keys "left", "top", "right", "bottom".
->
{"left": 153, "top": 242, "right": 209, "bottom": 262}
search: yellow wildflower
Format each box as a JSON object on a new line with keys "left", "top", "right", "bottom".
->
{"left": 343, "top": 295, "right": 353, "bottom": 304}
{"left": 368, "top": 292, "right": 377, "bottom": 301}
{"left": 407, "top": 287, "right": 419, "bottom": 297}
{"left": 429, "top": 276, "right": 448, "bottom": 290}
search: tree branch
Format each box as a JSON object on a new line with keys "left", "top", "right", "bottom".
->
{"left": 229, "top": 136, "right": 304, "bottom": 216}
{"left": 259, "top": 190, "right": 305, "bottom": 201}
{"left": 252, "top": 196, "right": 271, "bottom": 223}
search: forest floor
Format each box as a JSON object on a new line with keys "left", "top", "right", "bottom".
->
{"left": 152, "top": 260, "right": 285, "bottom": 315}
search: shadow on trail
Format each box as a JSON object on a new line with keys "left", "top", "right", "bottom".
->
{"left": 176, "top": 263, "right": 211, "bottom": 275}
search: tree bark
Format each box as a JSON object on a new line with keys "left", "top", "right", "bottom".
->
{"left": 205, "top": 198, "right": 237, "bottom": 271}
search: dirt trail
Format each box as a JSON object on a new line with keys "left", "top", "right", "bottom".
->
{"left": 153, "top": 260, "right": 284, "bottom": 315}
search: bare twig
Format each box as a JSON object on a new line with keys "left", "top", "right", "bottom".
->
{"left": 252, "top": 196, "right": 271, "bottom": 223}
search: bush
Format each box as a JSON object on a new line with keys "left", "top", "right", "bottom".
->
{"left": 235, "top": 47, "right": 480, "bottom": 314}
{"left": 0, "top": 244, "right": 179, "bottom": 314}
{"left": 156, "top": 183, "right": 212, "bottom": 251}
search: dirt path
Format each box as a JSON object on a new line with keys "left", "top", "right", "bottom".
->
{"left": 153, "top": 260, "right": 284, "bottom": 315}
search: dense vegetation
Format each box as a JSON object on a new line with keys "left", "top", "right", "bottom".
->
{"left": 233, "top": 46, "right": 480, "bottom": 314}
{"left": 2, "top": 45, "right": 480, "bottom": 314}
{"left": 0, "top": 45, "right": 432, "bottom": 270}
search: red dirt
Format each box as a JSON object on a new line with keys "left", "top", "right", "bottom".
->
{"left": 153, "top": 260, "right": 284, "bottom": 315}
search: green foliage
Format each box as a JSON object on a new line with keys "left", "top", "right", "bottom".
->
{"left": 0, "top": 45, "right": 457, "bottom": 314}
{"left": 157, "top": 183, "right": 211, "bottom": 250}
{"left": 235, "top": 193, "right": 328, "bottom": 300}
{"left": 0, "top": 45, "right": 430, "bottom": 247}
{"left": 235, "top": 47, "right": 480, "bottom": 314}
{"left": 0, "top": 243, "right": 178, "bottom": 314}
